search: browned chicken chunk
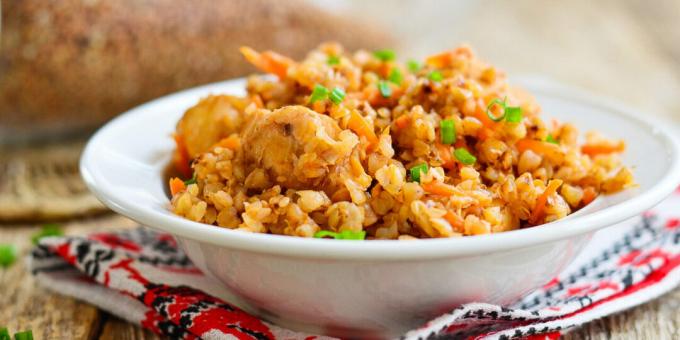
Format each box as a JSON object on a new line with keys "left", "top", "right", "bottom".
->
{"left": 241, "top": 105, "right": 358, "bottom": 192}
{"left": 176, "top": 95, "right": 248, "bottom": 159}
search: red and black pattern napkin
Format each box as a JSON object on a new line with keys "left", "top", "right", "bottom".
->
{"left": 29, "top": 188, "right": 680, "bottom": 339}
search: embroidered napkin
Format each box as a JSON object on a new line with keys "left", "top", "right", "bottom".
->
{"left": 29, "top": 189, "right": 680, "bottom": 339}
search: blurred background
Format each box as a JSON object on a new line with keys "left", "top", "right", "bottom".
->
{"left": 3, "top": 0, "right": 679, "bottom": 144}
{"left": 2, "top": 1, "right": 680, "bottom": 338}
{"left": 321, "top": 0, "right": 680, "bottom": 121}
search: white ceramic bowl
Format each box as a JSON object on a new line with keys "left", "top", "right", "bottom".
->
{"left": 81, "top": 77, "right": 680, "bottom": 338}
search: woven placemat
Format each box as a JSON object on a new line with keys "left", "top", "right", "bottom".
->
{"left": 0, "top": 141, "right": 107, "bottom": 222}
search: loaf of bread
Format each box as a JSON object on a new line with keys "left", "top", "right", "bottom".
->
{"left": 0, "top": 0, "right": 391, "bottom": 142}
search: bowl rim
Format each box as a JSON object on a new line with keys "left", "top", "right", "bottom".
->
{"left": 81, "top": 77, "right": 680, "bottom": 260}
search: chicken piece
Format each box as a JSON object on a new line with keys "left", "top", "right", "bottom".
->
{"left": 176, "top": 95, "right": 248, "bottom": 159}
{"left": 242, "top": 105, "right": 358, "bottom": 193}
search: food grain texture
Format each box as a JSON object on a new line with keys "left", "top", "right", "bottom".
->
{"left": 169, "top": 43, "right": 634, "bottom": 239}
{"left": 0, "top": 0, "right": 391, "bottom": 140}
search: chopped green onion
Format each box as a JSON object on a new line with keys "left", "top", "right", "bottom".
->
{"left": 0, "top": 328, "right": 9, "bottom": 340}
{"left": 0, "top": 245, "right": 17, "bottom": 268}
{"left": 454, "top": 148, "right": 476, "bottom": 165}
{"left": 388, "top": 68, "right": 403, "bottom": 85}
{"left": 409, "top": 163, "right": 429, "bottom": 183}
{"left": 504, "top": 106, "right": 523, "bottom": 123}
{"left": 13, "top": 330, "right": 32, "bottom": 340}
{"left": 373, "top": 49, "right": 396, "bottom": 62}
{"left": 31, "top": 223, "right": 63, "bottom": 245}
{"left": 314, "top": 230, "right": 338, "bottom": 239}
{"left": 407, "top": 59, "right": 421, "bottom": 72}
{"left": 428, "top": 71, "right": 443, "bottom": 82}
{"left": 378, "top": 81, "right": 392, "bottom": 98}
{"left": 329, "top": 87, "right": 346, "bottom": 105}
{"left": 314, "top": 230, "right": 366, "bottom": 240}
{"left": 183, "top": 173, "right": 197, "bottom": 186}
{"left": 337, "top": 230, "right": 366, "bottom": 240}
{"left": 440, "top": 119, "right": 456, "bottom": 144}
{"left": 546, "top": 134, "right": 559, "bottom": 144}
{"left": 327, "top": 55, "right": 340, "bottom": 66}
{"left": 485, "top": 97, "right": 523, "bottom": 123}
{"left": 486, "top": 97, "right": 507, "bottom": 122}
{"left": 309, "top": 84, "right": 329, "bottom": 104}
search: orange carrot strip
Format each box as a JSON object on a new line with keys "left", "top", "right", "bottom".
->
{"left": 348, "top": 110, "right": 379, "bottom": 145}
{"left": 474, "top": 103, "right": 497, "bottom": 129}
{"left": 425, "top": 51, "right": 453, "bottom": 68}
{"left": 435, "top": 143, "right": 456, "bottom": 170}
{"left": 454, "top": 139, "right": 467, "bottom": 149}
{"left": 477, "top": 127, "right": 494, "bottom": 141}
{"left": 582, "top": 186, "right": 597, "bottom": 206}
{"left": 379, "top": 63, "right": 391, "bottom": 78}
{"left": 173, "top": 134, "right": 192, "bottom": 178}
{"left": 365, "top": 85, "right": 403, "bottom": 107}
{"left": 529, "top": 179, "right": 564, "bottom": 225}
{"left": 516, "top": 139, "right": 555, "bottom": 155}
{"left": 394, "top": 115, "right": 410, "bottom": 129}
{"left": 214, "top": 135, "right": 241, "bottom": 150}
{"left": 365, "top": 87, "right": 383, "bottom": 106}
{"left": 422, "top": 181, "right": 457, "bottom": 196}
{"left": 362, "top": 86, "right": 378, "bottom": 102}
{"left": 581, "top": 141, "right": 625, "bottom": 156}
{"left": 169, "top": 177, "right": 186, "bottom": 196}
{"left": 443, "top": 211, "right": 464, "bottom": 232}
{"left": 239, "top": 46, "right": 294, "bottom": 79}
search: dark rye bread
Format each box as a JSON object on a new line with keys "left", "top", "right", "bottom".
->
{"left": 0, "top": 0, "right": 391, "bottom": 142}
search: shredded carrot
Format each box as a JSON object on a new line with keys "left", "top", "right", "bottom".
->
{"left": 425, "top": 51, "right": 454, "bottom": 68}
{"left": 364, "top": 85, "right": 403, "bottom": 106}
{"left": 214, "top": 135, "right": 241, "bottom": 150}
{"left": 378, "top": 63, "right": 392, "bottom": 78}
{"left": 582, "top": 186, "right": 597, "bottom": 206}
{"left": 169, "top": 177, "right": 186, "bottom": 196}
{"left": 477, "top": 127, "right": 494, "bottom": 141}
{"left": 529, "top": 179, "right": 564, "bottom": 225}
{"left": 239, "top": 46, "right": 294, "bottom": 79}
{"left": 443, "top": 211, "right": 464, "bottom": 232}
{"left": 173, "top": 134, "right": 192, "bottom": 178}
{"left": 422, "top": 181, "right": 457, "bottom": 196}
{"left": 474, "top": 102, "right": 497, "bottom": 128}
{"left": 516, "top": 139, "right": 555, "bottom": 155}
{"left": 362, "top": 86, "right": 377, "bottom": 101}
{"left": 363, "top": 86, "right": 381, "bottom": 105}
{"left": 581, "top": 141, "right": 625, "bottom": 156}
{"left": 435, "top": 143, "right": 456, "bottom": 169}
{"left": 348, "top": 110, "right": 379, "bottom": 145}
{"left": 394, "top": 115, "right": 410, "bottom": 129}
{"left": 454, "top": 139, "right": 467, "bottom": 149}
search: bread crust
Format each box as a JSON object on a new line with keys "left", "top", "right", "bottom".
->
{"left": 0, "top": 0, "right": 391, "bottom": 141}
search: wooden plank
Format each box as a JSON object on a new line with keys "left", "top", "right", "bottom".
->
{"left": 98, "top": 316, "right": 159, "bottom": 340}
{"left": 0, "top": 215, "right": 135, "bottom": 339}
{"left": 0, "top": 226, "right": 99, "bottom": 339}
{"left": 565, "top": 287, "right": 680, "bottom": 339}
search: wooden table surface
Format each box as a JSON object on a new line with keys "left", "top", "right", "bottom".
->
{"left": 3, "top": 0, "right": 680, "bottom": 338}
